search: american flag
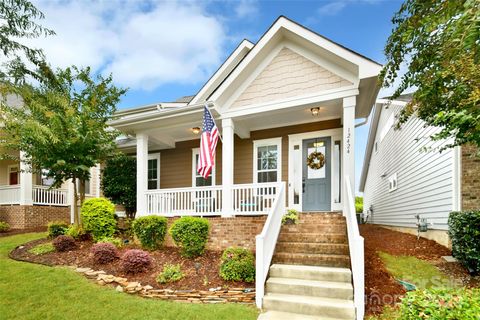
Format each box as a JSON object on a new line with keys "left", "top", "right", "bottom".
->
{"left": 197, "top": 106, "right": 219, "bottom": 179}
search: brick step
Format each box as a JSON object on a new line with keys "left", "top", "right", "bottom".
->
{"left": 281, "top": 224, "right": 346, "bottom": 233}
{"left": 298, "top": 213, "right": 345, "bottom": 220}
{"left": 278, "top": 232, "right": 348, "bottom": 244}
{"left": 273, "top": 252, "right": 351, "bottom": 268}
{"left": 276, "top": 242, "right": 350, "bottom": 255}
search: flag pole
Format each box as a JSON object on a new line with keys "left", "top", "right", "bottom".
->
{"left": 205, "top": 104, "right": 223, "bottom": 144}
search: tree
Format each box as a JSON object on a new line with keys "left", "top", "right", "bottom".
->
{"left": 381, "top": 0, "right": 480, "bottom": 152}
{"left": 0, "top": 0, "right": 55, "bottom": 82}
{"left": 0, "top": 66, "right": 127, "bottom": 223}
{"left": 101, "top": 154, "right": 137, "bottom": 219}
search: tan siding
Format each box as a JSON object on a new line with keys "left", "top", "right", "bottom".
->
{"left": 0, "top": 160, "right": 17, "bottom": 185}
{"left": 233, "top": 48, "right": 352, "bottom": 108}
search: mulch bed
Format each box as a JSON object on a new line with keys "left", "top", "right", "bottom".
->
{"left": 360, "top": 224, "right": 479, "bottom": 316}
{"left": 0, "top": 226, "right": 47, "bottom": 237}
{"left": 10, "top": 238, "right": 251, "bottom": 291}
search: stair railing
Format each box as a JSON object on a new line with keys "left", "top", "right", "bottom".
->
{"left": 344, "top": 175, "right": 365, "bottom": 320}
{"left": 255, "top": 181, "right": 286, "bottom": 309}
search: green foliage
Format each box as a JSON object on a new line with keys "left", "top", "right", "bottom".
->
{"left": 0, "top": 221, "right": 10, "bottom": 233}
{"left": 47, "top": 221, "right": 68, "bottom": 238}
{"left": 28, "top": 242, "right": 55, "bottom": 255}
{"left": 219, "top": 247, "right": 255, "bottom": 283}
{"left": 156, "top": 264, "right": 184, "bottom": 284}
{"left": 399, "top": 288, "right": 480, "bottom": 320}
{"left": 448, "top": 211, "right": 480, "bottom": 273}
{"left": 355, "top": 196, "right": 363, "bottom": 213}
{"left": 96, "top": 236, "right": 123, "bottom": 248}
{"left": 101, "top": 154, "right": 137, "bottom": 219}
{"left": 169, "top": 217, "right": 210, "bottom": 258}
{"left": 132, "top": 215, "right": 167, "bottom": 250}
{"left": 282, "top": 209, "right": 299, "bottom": 225}
{"left": 81, "top": 198, "right": 116, "bottom": 241}
{"left": 65, "top": 224, "right": 86, "bottom": 240}
{"left": 381, "top": 0, "right": 480, "bottom": 152}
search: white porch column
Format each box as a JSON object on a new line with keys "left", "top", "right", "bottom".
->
{"left": 136, "top": 133, "right": 149, "bottom": 216}
{"left": 19, "top": 151, "right": 33, "bottom": 205}
{"left": 342, "top": 96, "right": 356, "bottom": 199}
{"left": 222, "top": 118, "right": 234, "bottom": 217}
{"left": 67, "top": 180, "right": 75, "bottom": 223}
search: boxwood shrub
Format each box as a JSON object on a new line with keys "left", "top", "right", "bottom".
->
{"left": 47, "top": 221, "right": 68, "bottom": 238}
{"left": 169, "top": 217, "right": 210, "bottom": 258}
{"left": 219, "top": 247, "right": 255, "bottom": 283}
{"left": 132, "top": 215, "right": 168, "bottom": 250}
{"left": 156, "top": 263, "right": 184, "bottom": 284}
{"left": 448, "top": 211, "right": 480, "bottom": 273}
{"left": 0, "top": 221, "right": 10, "bottom": 233}
{"left": 81, "top": 198, "right": 116, "bottom": 241}
{"left": 400, "top": 288, "right": 480, "bottom": 320}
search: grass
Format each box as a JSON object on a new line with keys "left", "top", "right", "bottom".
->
{"left": 0, "top": 233, "right": 258, "bottom": 320}
{"left": 379, "top": 252, "right": 457, "bottom": 289}
{"left": 28, "top": 242, "right": 55, "bottom": 255}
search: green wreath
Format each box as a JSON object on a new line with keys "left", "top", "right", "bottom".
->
{"left": 306, "top": 151, "right": 325, "bottom": 170}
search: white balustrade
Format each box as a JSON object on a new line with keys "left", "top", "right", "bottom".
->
{"left": 0, "top": 185, "right": 20, "bottom": 205}
{"left": 32, "top": 185, "right": 69, "bottom": 206}
{"left": 232, "top": 183, "right": 280, "bottom": 215}
{"left": 255, "top": 182, "right": 286, "bottom": 308}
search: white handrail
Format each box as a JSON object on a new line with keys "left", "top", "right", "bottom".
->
{"left": 0, "top": 185, "right": 20, "bottom": 205}
{"left": 344, "top": 175, "right": 364, "bottom": 320}
{"left": 255, "top": 182, "right": 286, "bottom": 308}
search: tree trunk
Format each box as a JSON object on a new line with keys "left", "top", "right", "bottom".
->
{"left": 72, "top": 177, "right": 80, "bottom": 224}
{"left": 79, "top": 179, "right": 86, "bottom": 205}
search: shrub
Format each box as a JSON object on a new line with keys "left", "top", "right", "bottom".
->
{"left": 47, "top": 221, "right": 68, "bottom": 238}
{"left": 52, "top": 235, "right": 76, "bottom": 252}
{"left": 399, "top": 288, "right": 480, "bottom": 320}
{"left": 132, "top": 215, "right": 168, "bottom": 250}
{"left": 81, "top": 198, "right": 116, "bottom": 241}
{"left": 96, "top": 236, "right": 124, "bottom": 248}
{"left": 355, "top": 196, "right": 363, "bottom": 213}
{"left": 65, "top": 224, "right": 87, "bottom": 240}
{"left": 120, "top": 249, "right": 152, "bottom": 274}
{"left": 219, "top": 247, "right": 255, "bottom": 283}
{"left": 28, "top": 243, "right": 55, "bottom": 255}
{"left": 448, "top": 211, "right": 480, "bottom": 273}
{"left": 169, "top": 217, "right": 210, "bottom": 258}
{"left": 0, "top": 221, "right": 10, "bottom": 232}
{"left": 282, "top": 209, "right": 299, "bottom": 225}
{"left": 156, "top": 264, "right": 184, "bottom": 284}
{"left": 91, "top": 242, "right": 118, "bottom": 264}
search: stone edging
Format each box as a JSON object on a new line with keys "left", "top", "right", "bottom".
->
{"left": 74, "top": 267, "right": 256, "bottom": 304}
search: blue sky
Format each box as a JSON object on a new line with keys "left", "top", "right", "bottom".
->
{"left": 31, "top": 0, "right": 404, "bottom": 193}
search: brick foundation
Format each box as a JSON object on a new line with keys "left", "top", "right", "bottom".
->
{"left": 0, "top": 205, "right": 70, "bottom": 229}
{"left": 462, "top": 145, "right": 480, "bottom": 211}
{"left": 164, "top": 215, "right": 267, "bottom": 251}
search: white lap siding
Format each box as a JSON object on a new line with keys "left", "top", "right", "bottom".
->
{"left": 363, "top": 104, "right": 454, "bottom": 230}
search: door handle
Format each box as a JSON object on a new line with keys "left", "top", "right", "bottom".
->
{"left": 302, "top": 178, "right": 306, "bottom": 193}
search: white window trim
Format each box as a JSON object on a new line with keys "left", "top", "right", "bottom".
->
{"left": 388, "top": 173, "right": 398, "bottom": 192}
{"left": 192, "top": 148, "right": 216, "bottom": 187}
{"left": 253, "top": 137, "right": 282, "bottom": 184}
{"left": 7, "top": 165, "right": 19, "bottom": 185}
{"left": 148, "top": 153, "right": 161, "bottom": 189}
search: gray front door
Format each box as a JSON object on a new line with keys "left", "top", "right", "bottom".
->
{"left": 302, "top": 137, "right": 331, "bottom": 211}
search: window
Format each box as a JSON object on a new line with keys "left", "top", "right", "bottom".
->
{"left": 388, "top": 173, "right": 398, "bottom": 192}
{"left": 8, "top": 165, "right": 19, "bottom": 185}
{"left": 192, "top": 148, "right": 215, "bottom": 187}
{"left": 148, "top": 153, "right": 160, "bottom": 190}
{"left": 254, "top": 138, "right": 282, "bottom": 183}
{"left": 40, "top": 169, "right": 54, "bottom": 187}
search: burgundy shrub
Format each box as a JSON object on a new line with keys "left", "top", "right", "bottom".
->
{"left": 52, "top": 235, "right": 76, "bottom": 252}
{"left": 91, "top": 242, "right": 118, "bottom": 264}
{"left": 120, "top": 249, "right": 152, "bottom": 274}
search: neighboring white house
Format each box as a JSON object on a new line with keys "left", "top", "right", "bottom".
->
{"left": 360, "top": 94, "right": 480, "bottom": 247}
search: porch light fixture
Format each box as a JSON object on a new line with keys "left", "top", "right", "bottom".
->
{"left": 310, "top": 107, "right": 320, "bottom": 116}
{"left": 191, "top": 127, "right": 201, "bottom": 134}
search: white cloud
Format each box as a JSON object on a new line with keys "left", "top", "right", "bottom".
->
{"left": 234, "top": 0, "right": 259, "bottom": 19}
{"left": 29, "top": 0, "right": 227, "bottom": 90}
{"left": 317, "top": 1, "right": 348, "bottom": 16}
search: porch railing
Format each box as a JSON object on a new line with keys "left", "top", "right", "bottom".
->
{"left": 0, "top": 185, "right": 20, "bottom": 205}
{"left": 255, "top": 182, "right": 286, "bottom": 308}
{"left": 344, "top": 175, "right": 365, "bottom": 320}
{"left": 32, "top": 185, "right": 69, "bottom": 206}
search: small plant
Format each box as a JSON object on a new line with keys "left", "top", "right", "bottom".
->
{"left": 169, "top": 217, "right": 210, "bottom": 258}
{"left": 52, "top": 235, "right": 76, "bottom": 252}
{"left": 47, "top": 221, "right": 68, "bottom": 238}
{"left": 91, "top": 242, "right": 118, "bottom": 264}
{"left": 0, "top": 221, "right": 10, "bottom": 232}
{"left": 355, "top": 196, "right": 363, "bottom": 213}
{"left": 132, "top": 215, "right": 168, "bottom": 250}
{"left": 81, "top": 198, "right": 117, "bottom": 241}
{"left": 282, "top": 209, "right": 299, "bottom": 225}
{"left": 448, "top": 211, "right": 480, "bottom": 274}
{"left": 120, "top": 249, "right": 152, "bottom": 274}
{"left": 156, "top": 263, "right": 184, "bottom": 284}
{"left": 65, "top": 224, "right": 86, "bottom": 240}
{"left": 28, "top": 243, "right": 55, "bottom": 255}
{"left": 96, "top": 236, "right": 124, "bottom": 248}
{"left": 219, "top": 247, "right": 255, "bottom": 283}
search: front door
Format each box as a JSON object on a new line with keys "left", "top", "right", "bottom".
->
{"left": 8, "top": 166, "right": 19, "bottom": 185}
{"left": 302, "top": 137, "right": 331, "bottom": 211}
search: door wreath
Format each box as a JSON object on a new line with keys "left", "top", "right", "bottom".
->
{"left": 306, "top": 151, "right": 325, "bottom": 170}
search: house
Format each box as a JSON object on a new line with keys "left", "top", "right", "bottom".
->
{"left": 359, "top": 94, "right": 480, "bottom": 248}
{"left": 109, "top": 16, "right": 382, "bottom": 320}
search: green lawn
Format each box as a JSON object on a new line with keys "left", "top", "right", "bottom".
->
{"left": 0, "top": 233, "right": 258, "bottom": 320}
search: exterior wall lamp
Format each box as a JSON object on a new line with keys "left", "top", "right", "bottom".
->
{"left": 191, "top": 127, "right": 201, "bottom": 134}
{"left": 310, "top": 107, "right": 320, "bottom": 116}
